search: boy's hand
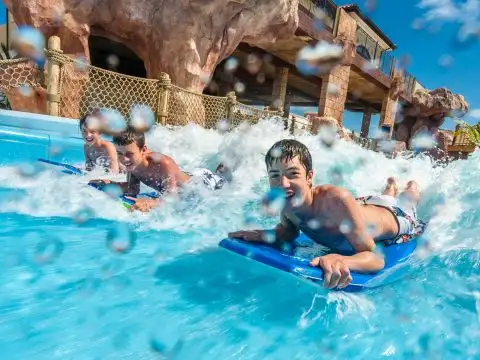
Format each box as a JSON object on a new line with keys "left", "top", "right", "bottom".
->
{"left": 228, "top": 230, "right": 265, "bottom": 242}
{"left": 310, "top": 254, "right": 352, "bottom": 289}
{"left": 125, "top": 197, "right": 159, "bottom": 212}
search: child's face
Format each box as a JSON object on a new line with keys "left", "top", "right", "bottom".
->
{"left": 81, "top": 124, "right": 100, "bottom": 145}
{"left": 115, "top": 142, "right": 145, "bottom": 171}
{"left": 267, "top": 156, "right": 313, "bottom": 205}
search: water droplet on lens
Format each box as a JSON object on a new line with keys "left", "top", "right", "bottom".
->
{"left": 327, "top": 83, "right": 340, "bottom": 96}
{"left": 262, "top": 188, "right": 286, "bottom": 216}
{"left": 16, "top": 163, "right": 43, "bottom": 178}
{"left": 378, "top": 140, "right": 397, "bottom": 153}
{"left": 74, "top": 207, "right": 95, "bottom": 225}
{"left": 106, "top": 224, "right": 136, "bottom": 254}
{"left": 73, "top": 55, "right": 89, "bottom": 72}
{"left": 51, "top": 5, "right": 65, "bottom": 25}
{"left": 330, "top": 167, "right": 343, "bottom": 184}
{"left": 438, "top": 54, "right": 453, "bottom": 68}
{"left": 339, "top": 219, "right": 352, "bottom": 234}
{"left": 365, "top": 0, "right": 376, "bottom": 12}
{"left": 18, "top": 84, "right": 33, "bottom": 97}
{"left": 216, "top": 119, "right": 230, "bottom": 133}
{"left": 411, "top": 132, "right": 436, "bottom": 152}
{"left": 246, "top": 54, "right": 262, "bottom": 74}
{"left": 13, "top": 26, "right": 45, "bottom": 60}
{"left": 366, "top": 222, "right": 378, "bottom": 236}
{"left": 318, "top": 125, "right": 337, "bottom": 148}
{"left": 269, "top": 146, "right": 282, "bottom": 158}
{"left": 85, "top": 114, "right": 101, "bottom": 131}
{"left": 291, "top": 194, "right": 304, "bottom": 207}
{"left": 224, "top": 57, "right": 239, "bottom": 72}
{"left": 103, "top": 183, "right": 123, "bottom": 199}
{"left": 234, "top": 82, "right": 245, "bottom": 93}
{"left": 243, "top": 214, "right": 260, "bottom": 229}
{"left": 99, "top": 108, "right": 127, "bottom": 135}
{"left": 297, "top": 317, "right": 308, "bottom": 329}
{"left": 262, "top": 230, "right": 276, "bottom": 244}
{"left": 34, "top": 237, "right": 64, "bottom": 265}
{"left": 412, "top": 18, "right": 424, "bottom": 31}
{"left": 256, "top": 72, "right": 266, "bottom": 83}
{"left": 130, "top": 104, "right": 155, "bottom": 133}
{"left": 199, "top": 70, "right": 211, "bottom": 85}
{"left": 107, "top": 54, "right": 120, "bottom": 68}
{"left": 307, "top": 219, "right": 321, "bottom": 229}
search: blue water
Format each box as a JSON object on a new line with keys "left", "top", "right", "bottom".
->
{"left": 0, "top": 111, "right": 479, "bottom": 359}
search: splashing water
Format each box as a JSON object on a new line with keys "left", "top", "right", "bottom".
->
{"left": 0, "top": 118, "right": 479, "bottom": 359}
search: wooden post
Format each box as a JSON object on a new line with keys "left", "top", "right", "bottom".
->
{"left": 226, "top": 91, "right": 236, "bottom": 124}
{"left": 156, "top": 72, "right": 171, "bottom": 126}
{"left": 46, "top": 36, "right": 62, "bottom": 117}
{"left": 289, "top": 115, "right": 296, "bottom": 135}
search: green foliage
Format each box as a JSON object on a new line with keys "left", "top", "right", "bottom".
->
{"left": 454, "top": 119, "right": 480, "bottom": 146}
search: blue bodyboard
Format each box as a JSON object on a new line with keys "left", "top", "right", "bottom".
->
{"left": 37, "top": 158, "right": 158, "bottom": 207}
{"left": 219, "top": 234, "right": 418, "bottom": 291}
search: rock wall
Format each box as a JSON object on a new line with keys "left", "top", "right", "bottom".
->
{"left": 4, "top": 0, "right": 299, "bottom": 93}
{"left": 395, "top": 87, "right": 469, "bottom": 157}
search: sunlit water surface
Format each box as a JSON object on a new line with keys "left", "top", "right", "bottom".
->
{"left": 0, "top": 120, "right": 479, "bottom": 359}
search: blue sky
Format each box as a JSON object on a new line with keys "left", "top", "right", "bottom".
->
{"left": 294, "top": 0, "right": 480, "bottom": 132}
{"left": 0, "top": 1, "right": 478, "bottom": 132}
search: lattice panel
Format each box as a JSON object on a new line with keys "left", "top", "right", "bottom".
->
{"left": 167, "top": 84, "right": 227, "bottom": 127}
{"left": 0, "top": 58, "right": 42, "bottom": 91}
{"left": 232, "top": 103, "right": 282, "bottom": 126}
{"left": 58, "top": 56, "right": 159, "bottom": 120}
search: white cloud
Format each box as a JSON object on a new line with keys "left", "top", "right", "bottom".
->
{"left": 418, "top": 0, "right": 480, "bottom": 24}
{"left": 418, "top": 0, "right": 480, "bottom": 42}
{"left": 418, "top": 0, "right": 462, "bottom": 21}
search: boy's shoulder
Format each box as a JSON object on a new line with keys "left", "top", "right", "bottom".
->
{"left": 98, "top": 140, "right": 117, "bottom": 154}
{"left": 313, "top": 185, "right": 351, "bottom": 202}
{"left": 147, "top": 152, "right": 177, "bottom": 167}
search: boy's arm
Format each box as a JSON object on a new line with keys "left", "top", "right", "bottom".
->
{"left": 228, "top": 211, "right": 300, "bottom": 244}
{"left": 104, "top": 142, "right": 120, "bottom": 173}
{"left": 310, "top": 187, "right": 385, "bottom": 288}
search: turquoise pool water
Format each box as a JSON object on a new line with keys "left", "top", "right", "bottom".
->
{"left": 0, "top": 110, "right": 478, "bottom": 359}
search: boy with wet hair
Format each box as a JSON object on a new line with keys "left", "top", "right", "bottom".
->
{"left": 89, "top": 127, "right": 230, "bottom": 212}
{"left": 229, "top": 139, "right": 424, "bottom": 289}
{"left": 79, "top": 110, "right": 121, "bottom": 173}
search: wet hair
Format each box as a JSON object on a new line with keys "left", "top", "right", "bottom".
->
{"left": 112, "top": 127, "right": 145, "bottom": 148}
{"left": 265, "top": 139, "right": 312, "bottom": 173}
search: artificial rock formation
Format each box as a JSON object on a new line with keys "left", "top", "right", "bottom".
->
{"left": 395, "top": 87, "right": 469, "bottom": 156}
{"left": 5, "top": 0, "right": 299, "bottom": 93}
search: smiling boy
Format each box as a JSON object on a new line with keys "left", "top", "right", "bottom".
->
{"left": 228, "top": 139, "right": 423, "bottom": 289}
{"left": 80, "top": 111, "right": 121, "bottom": 173}
{"left": 89, "top": 127, "right": 229, "bottom": 212}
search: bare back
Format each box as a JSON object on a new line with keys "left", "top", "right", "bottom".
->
{"left": 127, "top": 152, "right": 191, "bottom": 195}
{"left": 283, "top": 185, "right": 399, "bottom": 254}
